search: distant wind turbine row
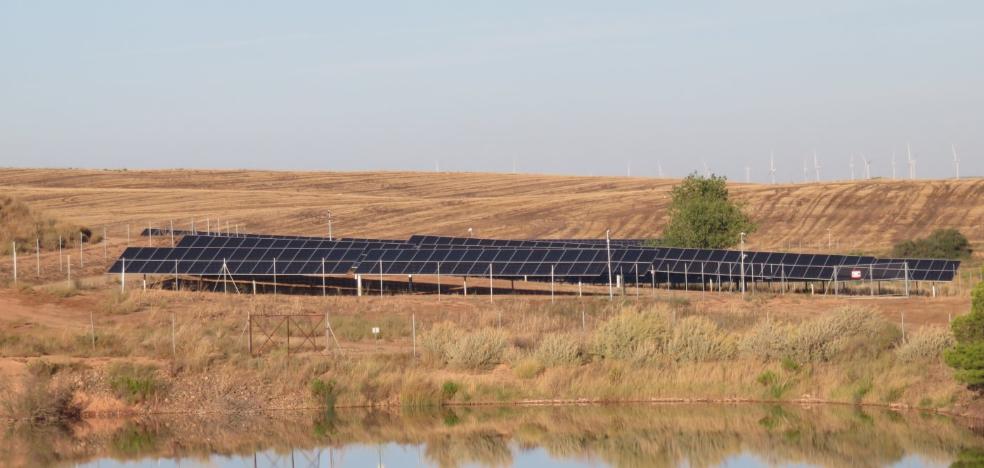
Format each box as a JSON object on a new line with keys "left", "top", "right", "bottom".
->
{"left": 687, "top": 143, "right": 964, "bottom": 184}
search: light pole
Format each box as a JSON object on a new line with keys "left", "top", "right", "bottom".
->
{"left": 468, "top": 228, "right": 473, "bottom": 238}
{"left": 606, "top": 229, "right": 613, "bottom": 300}
{"left": 739, "top": 232, "right": 746, "bottom": 296}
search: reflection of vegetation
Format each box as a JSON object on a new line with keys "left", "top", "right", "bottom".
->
{"left": 1, "top": 404, "right": 983, "bottom": 468}
{"left": 952, "top": 448, "right": 984, "bottom": 468}
{"left": 110, "top": 422, "right": 158, "bottom": 457}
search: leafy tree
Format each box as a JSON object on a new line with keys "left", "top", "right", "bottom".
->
{"left": 945, "top": 282, "right": 984, "bottom": 390}
{"left": 892, "top": 228, "right": 972, "bottom": 259}
{"left": 659, "top": 174, "right": 756, "bottom": 249}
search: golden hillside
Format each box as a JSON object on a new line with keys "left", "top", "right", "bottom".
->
{"left": 0, "top": 168, "right": 981, "bottom": 253}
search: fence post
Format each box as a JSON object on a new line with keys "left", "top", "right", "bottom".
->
{"left": 286, "top": 316, "right": 290, "bottom": 357}
{"left": 103, "top": 227, "right": 108, "bottom": 259}
{"left": 121, "top": 258, "right": 125, "bottom": 292}
{"left": 247, "top": 311, "right": 253, "bottom": 354}
{"left": 412, "top": 313, "right": 416, "bottom": 357}
{"left": 171, "top": 312, "right": 176, "bottom": 358}
{"left": 36, "top": 238, "right": 40, "bottom": 278}
{"left": 436, "top": 262, "right": 441, "bottom": 301}
{"left": 12, "top": 242, "right": 17, "bottom": 286}
{"left": 90, "top": 310, "right": 96, "bottom": 351}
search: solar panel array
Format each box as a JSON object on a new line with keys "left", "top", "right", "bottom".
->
{"left": 111, "top": 232, "right": 959, "bottom": 283}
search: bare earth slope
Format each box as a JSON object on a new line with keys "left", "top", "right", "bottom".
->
{"left": 0, "top": 168, "right": 981, "bottom": 252}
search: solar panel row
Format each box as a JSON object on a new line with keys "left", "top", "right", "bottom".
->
{"left": 111, "top": 234, "right": 958, "bottom": 282}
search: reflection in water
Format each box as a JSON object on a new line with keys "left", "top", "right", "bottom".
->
{"left": 1, "top": 404, "right": 982, "bottom": 467}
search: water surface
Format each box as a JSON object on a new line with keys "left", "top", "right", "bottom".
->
{"left": 4, "top": 404, "right": 982, "bottom": 467}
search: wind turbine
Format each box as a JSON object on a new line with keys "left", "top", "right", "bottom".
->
{"left": 906, "top": 143, "right": 916, "bottom": 179}
{"left": 849, "top": 155, "right": 856, "bottom": 181}
{"left": 745, "top": 165, "right": 751, "bottom": 183}
{"left": 627, "top": 160, "right": 631, "bottom": 177}
{"left": 769, "top": 152, "right": 776, "bottom": 184}
{"left": 657, "top": 161, "right": 664, "bottom": 178}
{"left": 802, "top": 158, "right": 809, "bottom": 183}
{"left": 702, "top": 160, "right": 710, "bottom": 178}
{"left": 891, "top": 152, "right": 897, "bottom": 180}
{"left": 952, "top": 144, "right": 960, "bottom": 179}
{"left": 813, "top": 150, "right": 821, "bottom": 182}
{"left": 861, "top": 154, "right": 871, "bottom": 180}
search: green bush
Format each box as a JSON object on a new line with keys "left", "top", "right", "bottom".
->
{"left": 108, "top": 363, "right": 162, "bottom": 404}
{"left": 309, "top": 378, "right": 337, "bottom": 408}
{"left": 441, "top": 380, "right": 460, "bottom": 400}
{"left": 946, "top": 282, "right": 984, "bottom": 390}
{"left": 660, "top": 173, "right": 756, "bottom": 249}
{"left": 891, "top": 228, "right": 972, "bottom": 259}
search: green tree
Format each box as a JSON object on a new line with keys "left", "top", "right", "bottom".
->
{"left": 945, "top": 282, "right": 984, "bottom": 390}
{"left": 892, "top": 228, "right": 972, "bottom": 259}
{"left": 659, "top": 174, "right": 756, "bottom": 249}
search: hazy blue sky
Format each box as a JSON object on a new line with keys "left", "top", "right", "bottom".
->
{"left": 1, "top": 1, "right": 981, "bottom": 181}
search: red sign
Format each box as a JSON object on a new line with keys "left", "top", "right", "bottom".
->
{"left": 851, "top": 270, "right": 862, "bottom": 279}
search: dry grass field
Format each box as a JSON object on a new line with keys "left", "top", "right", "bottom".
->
{"left": 0, "top": 168, "right": 982, "bottom": 254}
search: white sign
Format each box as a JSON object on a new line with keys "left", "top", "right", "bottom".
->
{"left": 371, "top": 327, "right": 380, "bottom": 335}
{"left": 851, "top": 270, "right": 862, "bottom": 279}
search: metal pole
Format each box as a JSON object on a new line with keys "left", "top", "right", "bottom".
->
{"left": 79, "top": 231, "right": 83, "bottom": 268}
{"left": 273, "top": 258, "right": 277, "bottom": 295}
{"left": 59, "top": 235, "right": 62, "bottom": 272}
{"left": 550, "top": 265, "right": 555, "bottom": 303}
{"left": 36, "top": 238, "right": 40, "bottom": 278}
{"left": 148, "top": 222, "right": 152, "bottom": 247}
{"left": 904, "top": 262, "right": 910, "bottom": 297}
{"left": 11, "top": 242, "right": 16, "bottom": 286}
{"left": 489, "top": 263, "right": 493, "bottom": 303}
{"left": 121, "top": 258, "right": 125, "bottom": 292}
{"left": 169, "top": 220, "right": 174, "bottom": 247}
{"left": 103, "top": 227, "right": 108, "bottom": 259}
{"left": 739, "top": 232, "right": 746, "bottom": 296}
{"left": 412, "top": 313, "right": 416, "bottom": 357}
{"left": 322, "top": 258, "right": 326, "bottom": 297}
{"left": 605, "top": 229, "right": 613, "bottom": 300}
{"left": 379, "top": 259, "right": 383, "bottom": 297}
{"left": 327, "top": 211, "right": 333, "bottom": 240}
{"left": 437, "top": 262, "right": 441, "bottom": 301}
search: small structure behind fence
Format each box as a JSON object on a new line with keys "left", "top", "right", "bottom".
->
{"left": 248, "top": 313, "right": 339, "bottom": 356}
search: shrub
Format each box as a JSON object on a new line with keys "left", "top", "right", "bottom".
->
{"left": 892, "top": 228, "right": 972, "bottom": 259}
{"left": 946, "top": 282, "right": 984, "bottom": 390}
{"left": 309, "top": 378, "right": 337, "bottom": 408}
{"left": 0, "top": 195, "right": 92, "bottom": 255}
{"left": 447, "top": 328, "right": 508, "bottom": 370}
{"left": 441, "top": 380, "right": 460, "bottom": 400}
{"left": 787, "top": 307, "right": 898, "bottom": 362}
{"left": 419, "top": 322, "right": 459, "bottom": 366}
{"left": 592, "top": 307, "right": 671, "bottom": 362}
{"left": 400, "top": 378, "right": 442, "bottom": 409}
{"left": 895, "top": 326, "right": 955, "bottom": 363}
{"left": 533, "top": 333, "right": 582, "bottom": 366}
{"left": 513, "top": 358, "right": 544, "bottom": 379}
{"left": 660, "top": 173, "right": 756, "bottom": 249}
{"left": 740, "top": 320, "right": 794, "bottom": 361}
{"left": 665, "top": 316, "right": 736, "bottom": 362}
{"left": 108, "top": 363, "right": 162, "bottom": 404}
{"left": 1, "top": 372, "right": 80, "bottom": 423}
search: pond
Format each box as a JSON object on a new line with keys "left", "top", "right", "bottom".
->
{"left": 4, "top": 404, "right": 983, "bottom": 467}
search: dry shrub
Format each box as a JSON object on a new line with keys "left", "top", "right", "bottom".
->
{"left": 0, "top": 195, "right": 92, "bottom": 255}
{"left": 787, "top": 307, "right": 899, "bottom": 362}
{"left": 740, "top": 320, "right": 794, "bottom": 361}
{"left": 419, "top": 323, "right": 508, "bottom": 370}
{"left": 399, "top": 376, "right": 442, "bottom": 409}
{"left": 1, "top": 368, "right": 80, "bottom": 423}
{"left": 665, "top": 316, "right": 736, "bottom": 362}
{"left": 591, "top": 306, "right": 671, "bottom": 362}
{"left": 513, "top": 358, "right": 544, "bottom": 379}
{"left": 534, "top": 333, "right": 583, "bottom": 367}
{"left": 896, "top": 326, "right": 955, "bottom": 363}
{"left": 741, "top": 307, "right": 899, "bottom": 363}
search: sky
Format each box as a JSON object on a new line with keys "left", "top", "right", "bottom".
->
{"left": 1, "top": 1, "right": 981, "bottom": 181}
